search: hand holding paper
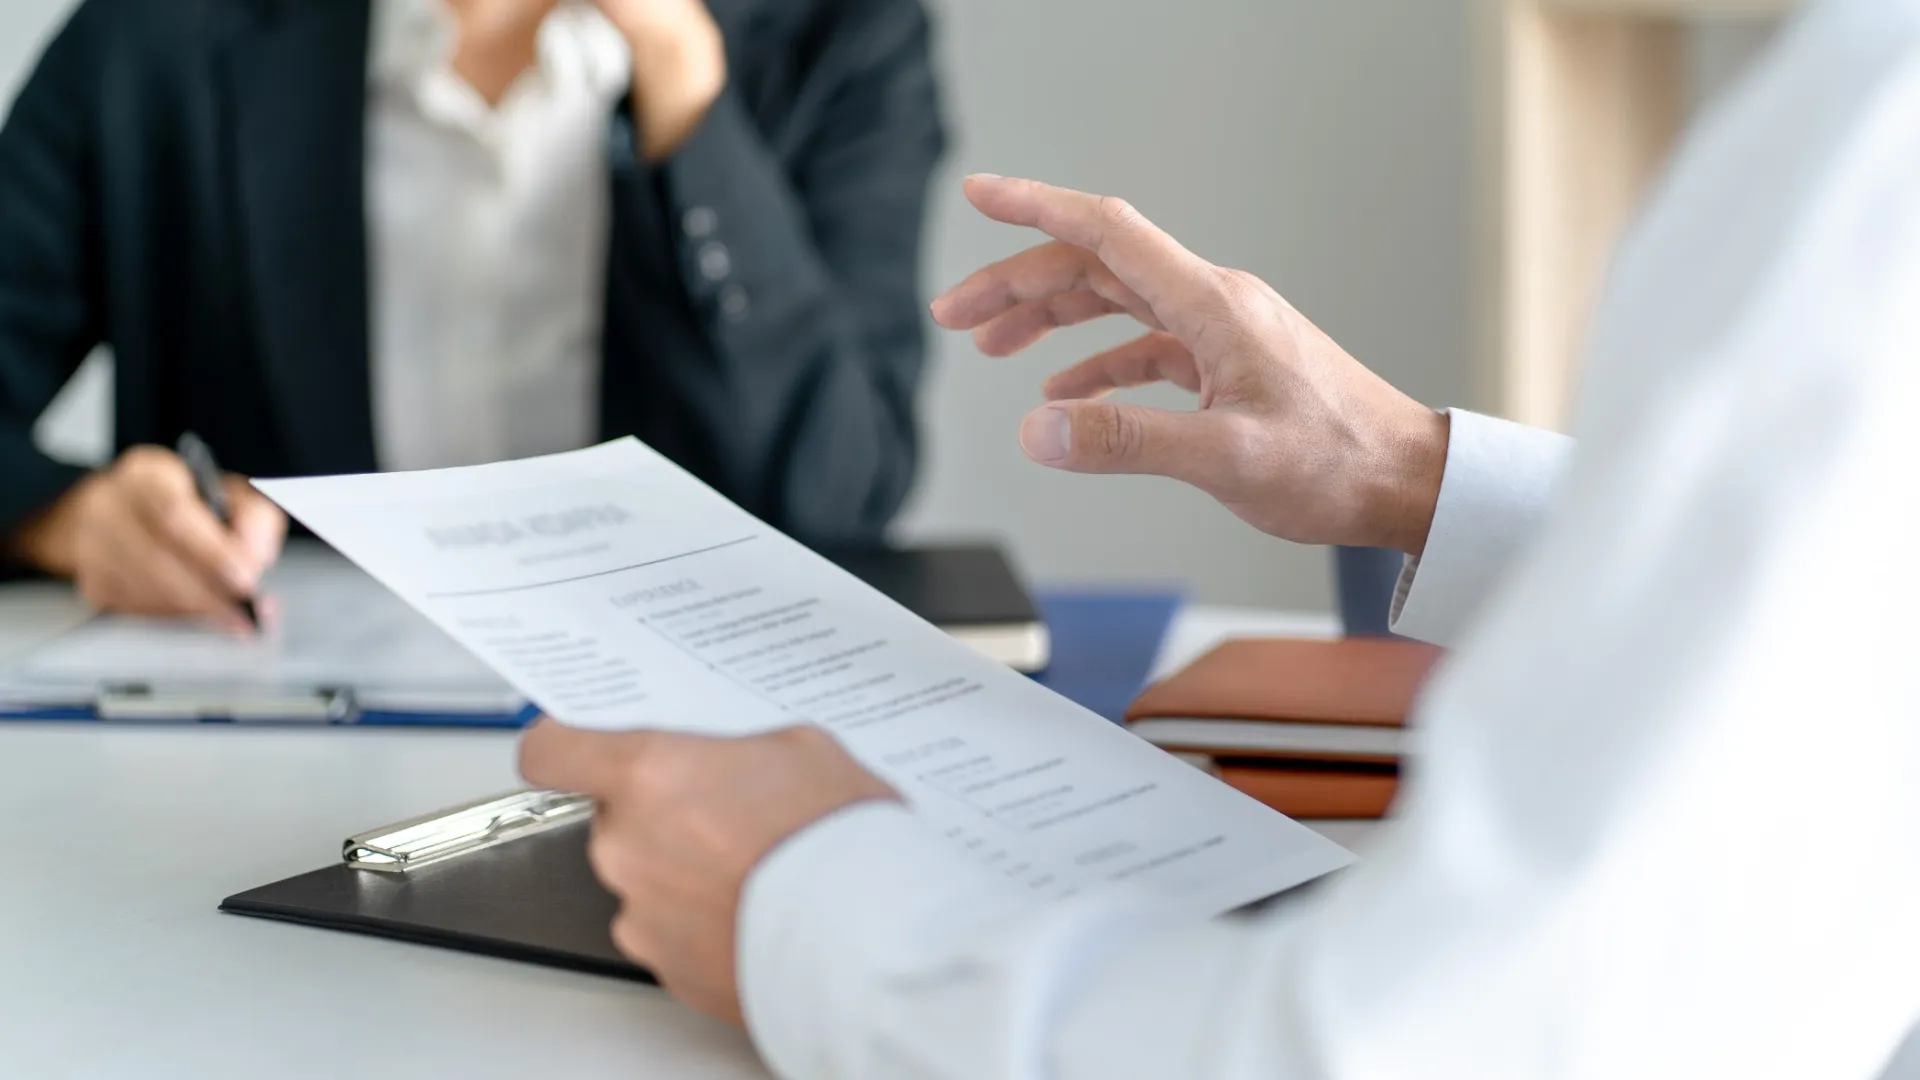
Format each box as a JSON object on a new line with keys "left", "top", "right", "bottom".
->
{"left": 519, "top": 720, "right": 900, "bottom": 1021}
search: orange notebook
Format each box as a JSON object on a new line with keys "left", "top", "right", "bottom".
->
{"left": 1126, "top": 639, "right": 1443, "bottom": 818}
{"left": 1213, "top": 761, "right": 1400, "bottom": 821}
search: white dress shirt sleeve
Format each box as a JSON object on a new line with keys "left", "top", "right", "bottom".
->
{"left": 1387, "top": 410, "right": 1574, "bottom": 646}
{"left": 736, "top": 3, "right": 1920, "bottom": 1077}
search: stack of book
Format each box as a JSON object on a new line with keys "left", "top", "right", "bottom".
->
{"left": 1125, "top": 638, "right": 1443, "bottom": 819}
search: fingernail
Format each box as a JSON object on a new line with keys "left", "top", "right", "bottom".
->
{"left": 967, "top": 172, "right": 1003, "bottom": 182}
{"left": 1020, "top": 407, "right": 1071, "bottom": 463}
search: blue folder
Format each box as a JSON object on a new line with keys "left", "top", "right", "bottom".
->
{"left": 1030, "top": 590, "right": 1185, "bottom": 723}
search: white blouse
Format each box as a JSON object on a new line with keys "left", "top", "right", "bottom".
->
{"left": 365, "top": 0, "right": 630, "bottom": 473}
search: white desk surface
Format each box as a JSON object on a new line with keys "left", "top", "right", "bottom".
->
{"left": 0, "top": 585, "right": 1367, "bottom": 1078}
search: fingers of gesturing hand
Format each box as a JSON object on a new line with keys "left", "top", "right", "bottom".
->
{"left": 934, "top": 239, "right": 1150, "bottom": 340}
{"left": 1019, "top": 396, "right": 1259, "bottom": 490}
{"left": 943, "top": 177, "right": 1229, "bottom": 343}
{"left": 972, "top": 289, "right": 1129, "bottom": 357}
{"left": 1041, "top": 331, "right": 1202, "bottom": 401}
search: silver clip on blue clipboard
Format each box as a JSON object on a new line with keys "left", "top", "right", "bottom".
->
{"left": 93, "top": 683, "right": 358, "bottom": 724}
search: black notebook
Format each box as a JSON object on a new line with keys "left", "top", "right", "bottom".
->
{"left": 820, "top": 544, "right": 1049, "bottom": 672}
{"left": 221, "top": 818, "right": 648, "bottom": 983}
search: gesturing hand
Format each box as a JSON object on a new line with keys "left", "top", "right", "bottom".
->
{"left": 518, "top": 720, "right": 898, "bottom": 1024}
{"left": 932, "top": 176, "right": 1450, "bottom": 556}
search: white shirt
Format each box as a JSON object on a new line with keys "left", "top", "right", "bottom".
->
{"left": 366, "top": 0, "right": 630, "bottom": 472}
{"left": 734, "top": 1, "right": 1920, "bottom": 1076}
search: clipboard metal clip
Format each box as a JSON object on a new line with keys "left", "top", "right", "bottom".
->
{"left": 343, "top": 789, "right": 594, "bottom": 873}
{"left": 95, "top": 682, "right": 357, "bottom": 723}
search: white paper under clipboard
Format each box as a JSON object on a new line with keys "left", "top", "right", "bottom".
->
{"left": 0, "top": 543, "right": 527, "bottom": 725}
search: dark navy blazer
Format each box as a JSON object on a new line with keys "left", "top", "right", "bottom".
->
{"left": 0, "top": 0, "right": 946, "bottom": 549}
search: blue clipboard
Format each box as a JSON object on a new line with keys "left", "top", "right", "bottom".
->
{"left": 1, "top": 591, "right": 1182, "bottom": 729}
{"left": 0, "top": 698, "right": 538, "bottom": 729}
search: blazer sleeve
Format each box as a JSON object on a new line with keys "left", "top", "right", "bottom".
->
{"left": 1387, "top": 409, "right": 1575, "bottom": 646}
{"left": 0, "top": 2, "right": 105, "bottom": 549}
{"left": 647, "top": 0, "right": 946, "bottom": 544}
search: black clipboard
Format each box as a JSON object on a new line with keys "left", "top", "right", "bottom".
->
{"left": 221, "top": 792, "right": 652, "bottom": 983}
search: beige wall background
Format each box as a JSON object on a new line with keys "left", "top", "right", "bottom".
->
{"left": 899, "top": 0, "right": 1478, "bottom": 610}
{"left": 1, "top": 0, "right": 1773, "bottom": 610}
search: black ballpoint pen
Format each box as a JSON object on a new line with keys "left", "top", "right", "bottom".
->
{"left": 175, "top": 431, "right": 261, "bottom": 629}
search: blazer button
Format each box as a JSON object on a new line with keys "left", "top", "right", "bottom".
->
{"left": 683, "top": 206, "right": 718, "bottom": 239}
{"left": 720, "top": 284, "right": 750, "bottom": 323}
{"left": 698, "top": 241, "right": 732, "bottom": 282}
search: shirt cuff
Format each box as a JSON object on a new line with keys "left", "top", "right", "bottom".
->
{"left": 1389, "top": 409, "right": 1574, "bottom": 646}
{"left": 738, "top": 801, "right": 1034, "bottom": 1080}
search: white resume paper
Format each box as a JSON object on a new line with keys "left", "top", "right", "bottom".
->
{"left": 257, "top": 440, "right": 1352, "bottom": 916}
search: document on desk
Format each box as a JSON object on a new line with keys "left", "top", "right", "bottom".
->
{"left": 0, "top": 545, "right": 520, "bottom": 716}
{"left": 255, "top": 439, "right": 1353, "bottom": 915}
